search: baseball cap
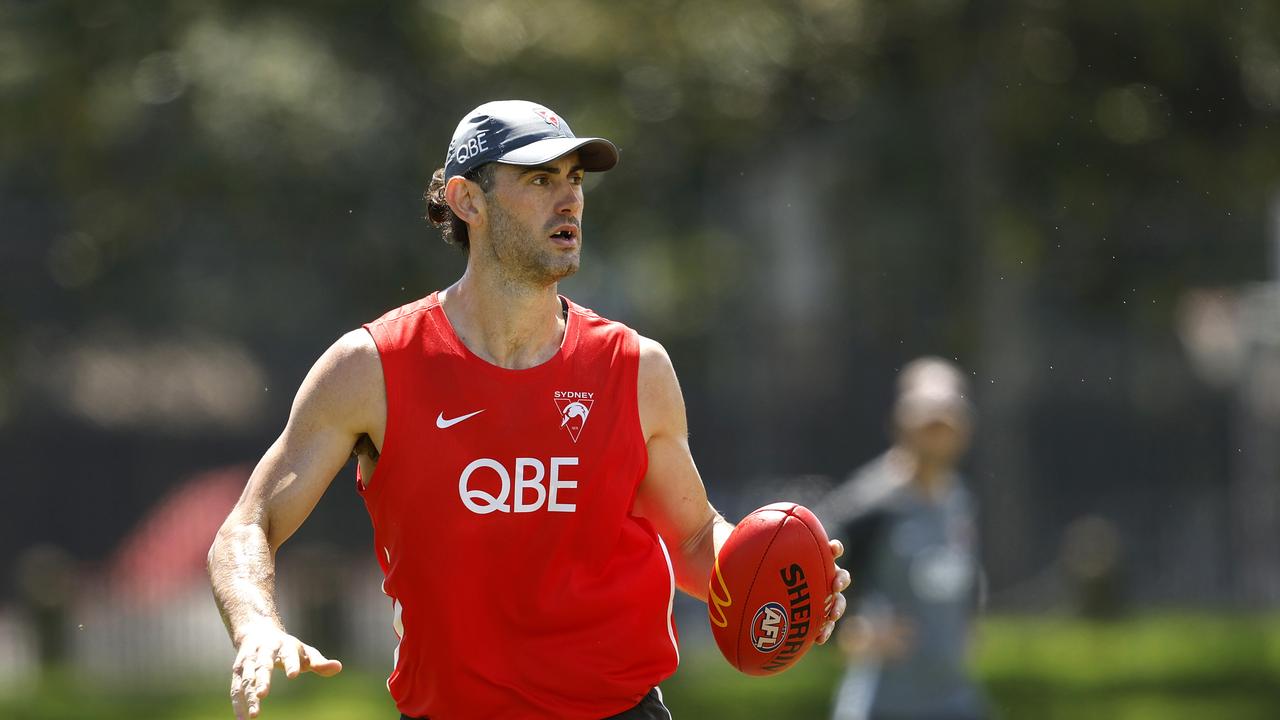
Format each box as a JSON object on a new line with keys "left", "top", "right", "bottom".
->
{"left": 893, "top": 357, "right": 973, "bottom": 429}
{"left": 444, "top": 100, "right": 619, "bottom": 179}
{"left": 894, "top": 388, "right": 972, "bottom": 430}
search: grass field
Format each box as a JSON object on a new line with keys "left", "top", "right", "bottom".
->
{"left": 4, "top": 614, "right": 1280, "bottom": 720}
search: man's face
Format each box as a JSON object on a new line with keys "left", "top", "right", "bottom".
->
{"left": 901, "top": 417, "right": 971, "bottom": 468}
{"left": 482, "top": 153, "right": 585, "bottom": 286}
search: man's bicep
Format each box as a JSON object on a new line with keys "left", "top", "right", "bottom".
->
{"left": 233, "top": 331, "right": 384, "bottom": 549}
{"left": 247, "top": 425, "right": 355, "bottom": 549}
{"left": 634, "top": 433, "right": 715, "bottom": 545}
{"left": 633, "top": 337, "right": 718, "bottom": 548}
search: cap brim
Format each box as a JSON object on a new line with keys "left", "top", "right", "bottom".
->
{"left": 495, "top": 137, "right": 619, "bottom": 172}
{"left": 894, "top": 394, "right": 972, "bottom": 430}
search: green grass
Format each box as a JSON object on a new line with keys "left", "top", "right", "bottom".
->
{"left": 664, "top": 613, "right": 1280, "bottom": 719}
{"left": 976, "top": 614, "right": 1280, "bottom": 720}
{"left": 980, "top": 614, "right": 1280, "bottom": 685}
{"left": 2, "top": 669, "right": 397, "bottom": 720}
{"left": 5, "top": 614, "right": 1280, "bottom": 719}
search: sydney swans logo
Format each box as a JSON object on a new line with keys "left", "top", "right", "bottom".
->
{"left": 553, "top": 391, "right": 594, "bottom": 443}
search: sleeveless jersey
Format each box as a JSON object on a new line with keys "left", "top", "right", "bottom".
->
{"left": 358, "top": 292, "right": 680, "bottom": 719}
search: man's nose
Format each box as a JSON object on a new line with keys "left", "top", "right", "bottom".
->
{"left": 555, "top": 183, "right": 583, "bottom": 215}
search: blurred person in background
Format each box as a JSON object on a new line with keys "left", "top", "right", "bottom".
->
{"left": 207, "top": 100, "right": 849, "bottom": 720}
{"left": 819, "top": 357, "right": 988, "bottom": 720}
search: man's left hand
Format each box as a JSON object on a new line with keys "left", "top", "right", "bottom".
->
{"left": 816, "top": 539, "right": 851, "bottom": 645}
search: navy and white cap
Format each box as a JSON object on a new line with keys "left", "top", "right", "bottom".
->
{"left": 444, "top": 100, "right": 619, "bottom": 180}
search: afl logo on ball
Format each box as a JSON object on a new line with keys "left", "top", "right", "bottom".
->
{"left": 750, "top": 601, "right": 789, "bottom": 653}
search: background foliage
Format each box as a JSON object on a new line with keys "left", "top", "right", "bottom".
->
{"left": 3, "top": 0, "right": 1280, "bottom": 717}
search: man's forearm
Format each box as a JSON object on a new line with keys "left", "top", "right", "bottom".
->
{"left": 674, "top": 513, "right": 734, "bottom": 602}
{"left": 208, "top": 521, "right": 285, "bottom": 647}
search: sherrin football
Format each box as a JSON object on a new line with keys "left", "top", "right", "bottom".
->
{"left": 708, "top": 502, "right": 835, "bottom": 676}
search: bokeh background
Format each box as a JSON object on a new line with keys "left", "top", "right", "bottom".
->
{"left": 3, "top": 0, "right": 1280, "bottom": 718}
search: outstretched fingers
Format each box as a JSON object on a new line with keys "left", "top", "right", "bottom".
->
{"left": 231, "top": 640, "right": 272, "bottom": 720}
{"left": 277, "top": 638, "right": 343, "bottom": 679}
{"left": 280, "top": 638, "right": 303, "bottom": 679}
{"left": 301, "top": 643, "right": 344, "bottom": 676}
{"left": 228, "top": 632, "right": 342, "bottom": 719}
{"left": 230, "top": 649, "right": 248, "bottom": 720}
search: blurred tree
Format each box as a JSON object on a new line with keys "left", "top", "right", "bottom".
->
{"left": 2, "top": 0, "right": 1278, "bottom": 606}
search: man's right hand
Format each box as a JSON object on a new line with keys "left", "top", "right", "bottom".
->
{"left": 230, "top": 625, "right": 343, "bottom": 719}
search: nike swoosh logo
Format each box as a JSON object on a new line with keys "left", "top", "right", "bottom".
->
{"left": 436, "top": 409, "right": 484, "bottom": 429}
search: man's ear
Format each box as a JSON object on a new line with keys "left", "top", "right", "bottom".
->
{"left": 444, "top": 176, "right": 486, "bottom": 227}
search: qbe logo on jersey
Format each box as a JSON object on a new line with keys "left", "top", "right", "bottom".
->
{"left": 750, "top": 602, "right": 789, "bottom": 653}
{"left": 553, "top": 391, "right": 594, "bottom": 443}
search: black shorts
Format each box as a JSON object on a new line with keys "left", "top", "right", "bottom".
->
{"left": 401, "top": 686, "right": 672, "bottom": 720}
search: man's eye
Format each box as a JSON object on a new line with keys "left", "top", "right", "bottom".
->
{"left": 569, "top": 175, "right": 584, "bottom": 185}
{"left": 531, "top": 176, "right": 548, "bottom": 185}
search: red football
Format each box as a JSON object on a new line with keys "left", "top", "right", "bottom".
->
{"left": 708, "top": 502, "right": 835, "bottom": 676}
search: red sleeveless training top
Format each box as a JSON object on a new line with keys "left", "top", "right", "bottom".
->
{"left": 358, "top": 292, "right": 679, "bottom": 719}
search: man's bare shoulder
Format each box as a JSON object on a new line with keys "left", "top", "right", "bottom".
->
{"left": 637, "top": 335, "right": 678, "bottom": 391}
{"left": 637, "top": 334, "right": 670, "bottom": 366}
{"left": 315, "top": 329, "right": 383, "bottom": 387}
{"left": 290, "top": 329, "right": 385, "bottom": 437}
{"left": 636, "top": 335, "right": 685, "bottom": 441}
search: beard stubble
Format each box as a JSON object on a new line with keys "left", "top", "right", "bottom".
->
{"left": 486, "top": 199, "right": 580, "bottom": 288}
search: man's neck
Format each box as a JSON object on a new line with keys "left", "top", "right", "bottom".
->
{"left": 440, "top": 266, "right": 566, "bottom": 370}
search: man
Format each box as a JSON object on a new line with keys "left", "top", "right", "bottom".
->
{"left": 208, "top": 100, "right": 851, "bottom": 720}
{"left": 819, "top": 358, "right": 987, "bottom": 720}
